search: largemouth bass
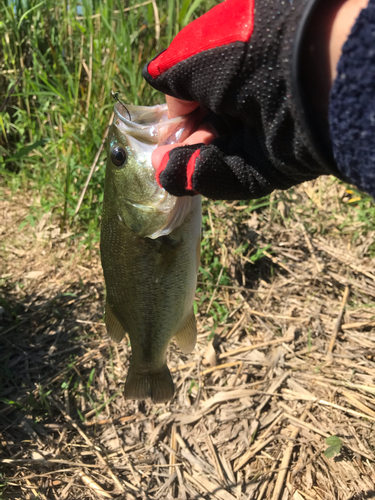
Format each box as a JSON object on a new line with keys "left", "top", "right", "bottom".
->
{"left": 100, "top": 102, "right": 201, "bottom": 403}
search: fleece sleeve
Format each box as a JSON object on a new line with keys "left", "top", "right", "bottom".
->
{"left": 329, "top": 0, "right": 375, "bottom": 199}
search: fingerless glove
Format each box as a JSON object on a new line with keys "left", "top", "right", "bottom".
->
{"left": 143, "top": 0, "right": 343, "bottom": 199}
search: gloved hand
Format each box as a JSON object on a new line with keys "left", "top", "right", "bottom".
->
{"left": 143, "top": 0, "right": 344, "bottom": 200}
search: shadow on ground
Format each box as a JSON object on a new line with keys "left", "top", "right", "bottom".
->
{"left": 0, "top": 279, "right": 105, "bottom": 430}
{"left": 348, "top": 492, "right": 375, "bottom": 500}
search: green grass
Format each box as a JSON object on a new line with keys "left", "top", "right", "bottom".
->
{"left": 0, "top": 0, "right": 218, "bottom": 245}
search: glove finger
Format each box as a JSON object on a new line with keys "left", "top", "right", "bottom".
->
{"left": 190, "top": 144, "right": 272, "bottom": 200}
{"left": 158, "top": 140, "right": 295, "bottom": 200}
{"left": 156, "top": 144, "right": 204, "bottom": 197}
{"left": 152, "top": 122, "right": 217, "bottom": 170}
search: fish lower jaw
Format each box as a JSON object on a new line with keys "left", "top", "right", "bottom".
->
{"left": 124, "top": 194, "right": 175, "bottom": 215}
{"left": 124, "top": 199, "right": 155, "bottom": 212}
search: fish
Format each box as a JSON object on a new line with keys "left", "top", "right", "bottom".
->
{"left": 100, "top": 102, "right": 202, "bottom": 404}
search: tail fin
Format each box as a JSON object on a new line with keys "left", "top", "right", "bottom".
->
{"left": 124, "top": 363, "right": 174, "bottom": 404}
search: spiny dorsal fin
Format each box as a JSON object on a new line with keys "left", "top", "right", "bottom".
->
{"left": 174, "top": 308, "right": 197, "bottom": 354}
{"left": 105, "top": 300, "right": 127, "bottom": 342}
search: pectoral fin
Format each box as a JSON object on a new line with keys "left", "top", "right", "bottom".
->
{"left": 174, "top": 308, "right": 197, "bottom": 354}
{"left": 196, "top": 237, "right": 201, "bottom": 273}
{"left": 105, "top": 300, "right": 127, "bottom": 342}
{"left": 154, "top": 253, "right": 169, "bottom": 284}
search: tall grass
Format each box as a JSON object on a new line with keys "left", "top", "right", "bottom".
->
{"left": 0, "top": 0, "right": 218, "bottom": 242}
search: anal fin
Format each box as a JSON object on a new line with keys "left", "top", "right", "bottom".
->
{"left": 105, "top": 300, "right": 127, "bottom": 342}
{"left": 174, "top": 308, "right": 197, "bottom": 354}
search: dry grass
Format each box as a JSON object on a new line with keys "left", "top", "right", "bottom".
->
{"left": 1, "top": 178, "right": 375, "bottom": 500}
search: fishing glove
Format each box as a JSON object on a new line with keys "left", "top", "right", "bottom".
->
{"left": 143, "top": 0, "right": 344, "bottom": 200}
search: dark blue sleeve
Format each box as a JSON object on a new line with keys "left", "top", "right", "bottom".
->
{"left": 329, "top": 0, "right": 375, "bottom": 199}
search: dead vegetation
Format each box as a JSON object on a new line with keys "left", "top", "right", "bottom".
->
{"left": 1, "top": 178, "right": 375, "bottom": 499}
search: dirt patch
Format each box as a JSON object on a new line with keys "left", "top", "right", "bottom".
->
{"left": 1, "top": 180, "right": 375, "bottom": 499}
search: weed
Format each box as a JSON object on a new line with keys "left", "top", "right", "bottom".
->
{"left": 91, "top": 390, "right": 122, "bottom": 419}
{"left": 86, "top": 367, "right": 95, "bottom": 390}
{"left": 324, "top": 435, "right": 343, "bottom": 458}
{"left": 249, "top": 244, "right": 272, "bottom": 263}
{"left": 188, "top": 379, "right": 199, "bottom": 396}
{"left": 307, "top": 328, "right": 312, "bottom": 352}
{"left": 37, "top": 385, "right": 52, "bottom": 414}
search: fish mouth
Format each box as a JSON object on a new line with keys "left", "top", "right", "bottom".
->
{"left": 111, "top": 102, "right": 200, "bottom": 239}
{"left": 114, "top": 103, "right": 187, "bottom": 145}
{"left": 115, "top": 103, "right": 169, "bottom": 128}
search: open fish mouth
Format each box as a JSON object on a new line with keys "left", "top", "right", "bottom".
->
{"left": 111, "top": 100, "right": 201, "bottom": 239}
{"left": 114, "top": 102, "right": 188, "bottom": 147}
{"left": 115, "top": 102, "right": 169, "bottom": 127}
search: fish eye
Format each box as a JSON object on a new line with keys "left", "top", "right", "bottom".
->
{"left": 111, "top": 146, "right": 127, "bottom": 167}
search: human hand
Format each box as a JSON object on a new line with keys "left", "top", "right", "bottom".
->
{"left": 144, "top": 0, "right": 366, "bottom": 200}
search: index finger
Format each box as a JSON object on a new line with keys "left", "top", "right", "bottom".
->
{"left": 166, "top": 95, "right": 199, "bottom": 118}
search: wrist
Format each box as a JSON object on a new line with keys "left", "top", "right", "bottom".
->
{"left": 329, "top": 0, "right": 370, "bottom": 82}
{"left": 302, "top": 0, "right": 369, "bottom": 118}
{"left": 292, "top": 0, "right": 369, "bottom": 176}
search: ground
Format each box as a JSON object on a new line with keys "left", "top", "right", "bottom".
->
{"left": 1, "top": 178, "right": 375, "bottom": 500}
